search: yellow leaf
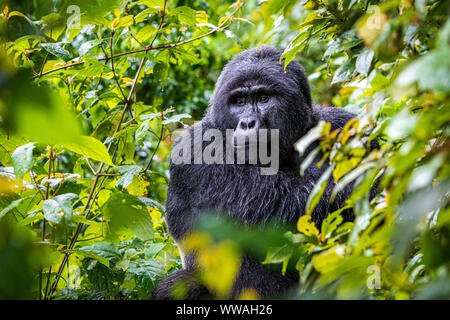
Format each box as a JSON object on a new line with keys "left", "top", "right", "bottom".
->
{"left": 181, "top": 231, "right": 212, "bottom": 251}
{"left": 127, "top": 176, "right": 150, "bottom": 196}
{"left": 303, "top": 1, "right": 316, "bottom": 9}
{"left": 297, "top": 215, "right": 319, "bottom": 237}
{"left": 237, "top": 288, "right": 259, "bottom": 300}
{"left": 198, "top": 241, "right": 240, "bottom": 299}
{"left": 312, "top": 249, "right": 342, "bottom": 273}
{"left": 122, "top": 77, "right": 134, "bottom": 83}
{"left": 196, "top": 11, "right": 209, "bottom": 24}
{"left": 218, "top": 16, "right": 231, "bottom": 26}
{"left": 0, "top": 176, "right": 21, "bottom": 195}
{"left": 35, "top": 174, "right": 47, "bottom": 181}
{"left": 111, "top": 17, "right": 120, "bottom": 29}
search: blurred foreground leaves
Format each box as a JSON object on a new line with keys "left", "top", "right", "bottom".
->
{"left": 0, "top": 0, "right": 449, "bottom": 300}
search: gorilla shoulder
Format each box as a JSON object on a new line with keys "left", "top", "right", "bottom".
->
{"left": 312, "top": 105, "right": 355, "bottom": 131}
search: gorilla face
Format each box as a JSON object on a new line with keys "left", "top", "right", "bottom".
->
{"left": 206, "top": 46, "right": 315, "bottom": 163}
{"left": 227, "top": 81, "right": 276, "bottom": 149}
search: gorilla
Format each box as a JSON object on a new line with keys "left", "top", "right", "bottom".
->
{"left": 152, "top": 46, "right": 361, "bottom": 299}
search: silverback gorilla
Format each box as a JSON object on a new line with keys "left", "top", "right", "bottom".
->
{"left": 152, "top": 46, "right": 360, "bottom": 299}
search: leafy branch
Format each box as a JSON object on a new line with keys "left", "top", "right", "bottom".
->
{"left": 44, "top": 0, "right": 249, "bottom": 299}
{"left": 32, "top": 1, "right": 246, "bottom": 79}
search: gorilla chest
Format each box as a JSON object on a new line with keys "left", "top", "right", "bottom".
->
{"left": 187, "top": 164, "right": 299, "bottom": 223}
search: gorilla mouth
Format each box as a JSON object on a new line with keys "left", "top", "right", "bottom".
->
{"left": 233, "top": 134, "right": 258, "bottom": 149}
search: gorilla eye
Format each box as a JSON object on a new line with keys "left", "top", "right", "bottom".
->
{"left": 235, "top": 97, "right": 245, "bottom": 105}
{"left": 258, "top": 95, "right": 269, "bottom": 103}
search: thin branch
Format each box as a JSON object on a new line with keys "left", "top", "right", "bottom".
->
{"left": 46, "top": 54, "right": 148, "bottom": 299}
{"left": 31, "top": 172, "right": 46, "bottom": 201}
{"left": 130, "top": 33, "right": 146, "bottom": 48}
{"left": 110, "top": 36, "right": 128, "bottom": 103}
{"left": 149, "top": 0, "right": 168, "bottom": 49}
{"left": 143, "top": 114, "right": 165, "bottom": 173}
{"left": 39, "top": 52, "right": 49, "bottom": 77}
{"left": 85, "top": 158, "right": 97, "bottom": 175}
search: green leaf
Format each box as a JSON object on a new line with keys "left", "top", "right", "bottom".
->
{"left": 42, "top": 193, "right": 78, "bottom": 225}
{"left": 77, "top": 58, "right": 107, "bottom": 77}
{"left": 262, "top": 244, "right": 293, "bottom": 275}
{"left": 74, "top": 249, "right": 110, "bottom": 267}
{"left": 138, "top": 196, "right": 165, "bottom": 212}
{"left": 79, "top": 242, "right": 121, "bottom": 262}
{"left": 11, "top": 143, "right": 35, "bottom": 178}
{"left": 331, "top": 162, "right": 376, "bottom": 202}
{"left": 128, "top": 260, "right": 166, "bottom": 287}
{"left": 324, "top": 30, "right": 362, "bottom": 57}
{"left": 144, "top": 243, "right": 166, "bottom": 258}
{"left": 0, "top": 199, "right": 23, "bottom": 219}
{"left": 8, "top": 73, "right": 83, "bottom": 145}
{"left": 306, "top": 165, "right": 334, "bottom": 215}
{"left": 114, "top": 15, "right": 134, "bottom": 29}
{"left": 134, "top": 8, "right": 157, "bottom": 23}
{"left": 262, "top": 0, "right": 287, "bottom": 17}
{"left": 65, "top": 0, "right": 128, "bottom": 26}
{"left": 115, "top": 165, "right": 142, "bottom": 188}
{"left": 103, "top": 193, "right": 153, "bottom": 241}
{"left": 385, "top": 109, "right": 417, "bottom": 140}
{"left": 136, "top": 0, "right": 164, "bottom": 8}
{"left": 281, "top": 30, "right": 311, "bottom": 68}
{"left": 300, "top": 146, "right": 320, "bottom": 176}
{"left": 395, "top": 48, "right": 450, "bottom": 93}
{"left": 370, "top": 73, "right": 389, "bottom": 90}
{"left": 134, "top": 25, "right": 157, "bottom": 43}
{"left": 161, "top": 113, "right": 191, "bottom": 125}
{"left": 135, "top": 120, "right": 150, "bottom": 146}
{"left": 295, "top": 121, "right": 329, "bottom": 155}
{"left": 172, "top": 48, "right": 201, "bottom": 65}
{"left": 355, "top": 48, "right": 374, "bottom": 76}
{"left": 153, "top": 62, "right": 169, "bottom": 87}
{"left": 63, "top": 136, "right": 114, "bottom": 166}
{"left": 41, "top": 42, "right": 76, "bottom": 61}
{"left": 40, "top": 13, "right": 65, "bottom": 40}
{"left": 170, "top": 6, "right": 197, "bottom": 25}
{"left": 321, "top": 210, "right": 344, "bottom": 238}
{"left": 140, "top": 112, "right": 162, "bottom": 121}
{"left": 332, "top": 59, "right": 357, "bottom": 84}
{"left": 79, "top": 39, "right": 102, "bottom": 56}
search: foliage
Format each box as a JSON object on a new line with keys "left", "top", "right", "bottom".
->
{"left": 0, "top": 0, "right": 449, "bottom": 300}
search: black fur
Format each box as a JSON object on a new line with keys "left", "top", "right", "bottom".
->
{"left": 152, "top": 46, "right": 358, "bottom": 299}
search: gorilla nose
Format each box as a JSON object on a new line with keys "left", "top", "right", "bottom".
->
{"left": 239, "top": 117, "right": 259, "bottom": 130}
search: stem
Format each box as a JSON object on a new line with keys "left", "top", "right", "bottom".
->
{"left": 46, "top": 55, "right": 148, "bottom": 299}
{"left": 110, "top": 36, "right": 128, "bottom": 102}
{"left": 143, "top": 116, "right": 165, "bottom": 173}
{"left": 47, "top": 174, "right": 101, "bottom": 296}
{"left": 45, "top": 0, "right": 247, "bottom": 298}
{"left": 39, "top": 52, "right": 49, "bottom": 77}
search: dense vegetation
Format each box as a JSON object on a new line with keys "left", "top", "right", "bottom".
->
{"left": 0, "top": 0, "right": 448, "bottom": 300}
